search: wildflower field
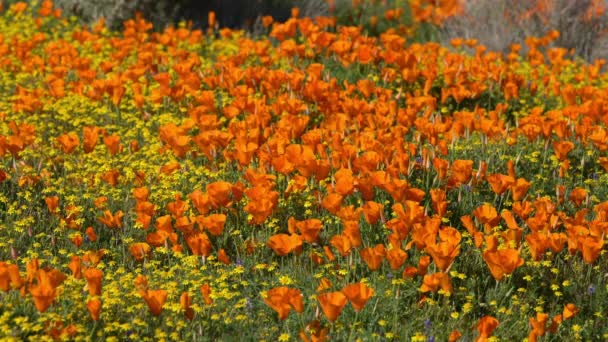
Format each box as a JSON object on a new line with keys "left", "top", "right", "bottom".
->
{"left": 1, "top": 0, "right": 608, "bottom": 340}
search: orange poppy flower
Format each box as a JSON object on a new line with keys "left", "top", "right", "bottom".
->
{"left": 472, "top": 203, "right": 500, "bottom": 230}
{"left": 451, "top": 159, "right": 473, "bottom": 185}
{"left": 334, "top": 168, "right": 355, "bottom": 196}
{"left": 84, "top": 268, "right": 103, "bottom": 296}
{"left": 525, "top": 232, "right": 548, "bottom": 261}
{"left": 217, "top": 249, "right": 230, "bottom": 265}
{"left": 299, "top": 320, "right": 329, "bottom": 342}
{"left": 476, "top": 315, "right": 499, "bottom": 341}
{"left": 341, "top": 282, "right": 374, "bottom": 312}
{"left": 140, "top": 289, "right": 168, "bottom": 316}
{"left": 417, "top": 255, "right": 432, "bottom": 276}
{"left": 549, "top": 314, "right": 563, "bottom": 333}
{"left": 553, "top": 140, "right": 574, "bottom": 161}
{"left": 29, "top": 270, "right": 58, "bottom": 313}
{"left": 87, "top": 298, "right": 101, "bottom": 321}
{"left": 267, "top": 233, "right": 303, "bottom": 256}
{"left": 580, "top": 236, "right": 603, "bottom": 264}
{"left": 317, "top": 278, "right": 332, "bottom": 292}
{"left": 103, "top": 134, "right": 121, "bottom": 155}
{"left": 263, "top": 286, "right": 304, "bottom": 320}
{"left": 386, "top": 247, "right": 408, "bottom": 270}
{"left": 486, "top": 173, "right": 515, "bottom": 195}
{"left": 511, "top": 178, "right": 531, "bottom": 202}
{"left": 342, "top": 220, "right": 362, "bottom": 247}
{"left": 200, "top": 283, "right": 213, "bottom": 305}
{"left": 317, "top": 291, "right": 348, "bottom": 322}
{"left": 180, "top": 292, "right": 194, "bottom": 320}
{"left": 82, "top": 126, "right": 100, "bottom": 153}
{"left": 448, "top": 330, "right": 462, "bottom": 342}
{"left": 188, "top": 189, "right": 210, "bottom": 215}
{"left": 425, "top": 232, "right": 460, "bottom": 272}
{"left": 569, "top": 187, "right": 587, "bottom": 207}
{"left": 529, "top": 312, "right": 549, "bottom": 338}
{"left": 563, "top": 303, "right": 579, "bottom": 320}
{"left": 330, "top": 234, "right": 353, "bottom": 257}
{"left": 244, "top": 186, "right": 279, "bottom": 224}
{"left": 322, "top": 192, "right": 343, "bottom": 214}
{"left": 420, "top": 272, "right": 452, "bottom": 294}
{"left": 56, "top": 132, "right": 80, "bottom": 154}
{"left": 482, "top": 248, "right": 524, "bottom": 280}
{"left": 185, "top": 232, "right": 212, "bottom": 257}
{"left": 197, "top": 213, "right": 227, "bottom": 236}
{"left": 361, "top": 201, "right": 384, "bottom": 225}
{"left": 97, "top": 210, "right": 124, "bottom": 229}
{"left": 44, "top": 196, "right": 59, "bottom": 215}
{"left": 432, "top": 157, "right": 449, "bottom": 180}
{"left": 206, "top": 181, "right": 233, "bottom": 208}
{"left": 0, "top": 263, "right": 22, "bottom": 291}
{"left": 288, "top": 217, "right": 323, "bottom": 243}
{"left": 129, "top": 242, "right": 151, "bottom": 261}
{"left": 360, "top": 244, "right": 386, "bottom": 271}
{"left": 82, "top": 249, "right": 105, "bottom": 267}
{"left": 430, "top": 189, "right": 448, "bottom": 218}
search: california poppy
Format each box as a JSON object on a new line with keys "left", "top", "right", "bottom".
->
{"left": 317, "top": 291, "right": 348, "bottom": 322}
{"left": 420, "top": 272, "right": 452, "bottom": 294}
{"left": 84, "top": 268, "right": 103, "bottom": 296}
{"left": 476, "top": 315, "right": 499, "bottom": 341}
{"left": 263, "top": 286, "right": 304, "bottom": 320}
{"left": 511, "top": 178, "right": 531, "bottom": 201}
{"left": 360, "top": 244, "right": 386, "bottom": 271}
{"left": 451, "top": 159, "right": 473, "bottom": 185}
{"left": 288, "top": 217, "right": 323, "bottom": 243}
{"left": 563, "top": 303, "right": 579, "bottom": 320}
{"left": 87, "top": 298, "right": 101, "bottom": 321}
{"left": 129, "top": 242, "right": 151, "bottom": 261}
{"left": 553, "top": 140, "right": 574, "bottom": 161}
{"left": 482, "top": 248, "right": 524, "bottom": 280}
{"left": 200, "top": 283, "right": 213, "bottom": 305}
{"left": 185, "top": 232, "right": 212, "bottom": 257}
{"left": 180, "top": 292, "right": 194, "bottom": 320}
{"left": 341, "top": 282, "right": 374, "bottom": 312}
{"left": 29, "top": 270, "right": 58, "bottom": 313}
{"left": 569, "top": 187, "right": 587, "bottom": 207}
{"left": 267, "top": 233, "right": 303, "bottom": 256}
{"left": 386, "top": 247, "right": 408, "bottom": 270}
{"left": 56, "top": 132, "right": 80, "bottom": 154}
{"left": 140, "top": 289, "right": 168, "bottom": 316}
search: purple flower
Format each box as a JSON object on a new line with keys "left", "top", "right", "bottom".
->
{"left": 588, "top": 284, "right": 596, "bottom": 295}
{"left": 424, "top": 318, "right": 432, "bottom": 331}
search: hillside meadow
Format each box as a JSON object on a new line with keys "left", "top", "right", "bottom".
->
{"left": 0, "top": 0, "right": 608, "bottom": 340}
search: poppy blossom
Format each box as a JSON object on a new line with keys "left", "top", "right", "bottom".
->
{"left": 420, "top": 272, "right": 452, "bottom": 294}
{"left": 200, "top": 283, "right": 213, "bottom": 305}
{"left": 563, "top": 303, "right": 579, "bottom": 320}
{"left": 129, "top": 242, "right": 151, "bottom": 261}
{"left": 360, "top": 244, "right": 386, "bottom": 271}
{"left": 84, "top": 268, "right": 103, "bottom": 296}
{"left": 317, "top": 291, "right": 348, "bottom": 322}
{"left": 140, "top": 289, "right": 168, "bottom": 316}
{"left": 180, "top": 292, "right": 194, "bottom": 320}
{"left": 482, "top": 248, "right": 524, "bottom": 280}
{"left": 341, "top": 282, "right": 374, "bottom": 312}
{"left": 263, "top": 286, "right": 304, "bottom": 320}
{"left": 267, "top": 233, "right": 303, "bottom": 256}
{"left": 87, "top": 299, "right": 101, "bottom": 321}
{"left": 476, "top": 315, "right": 499, "bottom": 341}
{"left": 29, "top": 270, "right": 59, "bottom": 313}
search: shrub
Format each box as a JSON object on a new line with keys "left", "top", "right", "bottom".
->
{"left": 442, "top": 0, "right": 608, "bottom": 62}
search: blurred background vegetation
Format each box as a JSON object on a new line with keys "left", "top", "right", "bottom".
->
{"left": 2, "top": 0, "right": 608, "bottom": 63}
